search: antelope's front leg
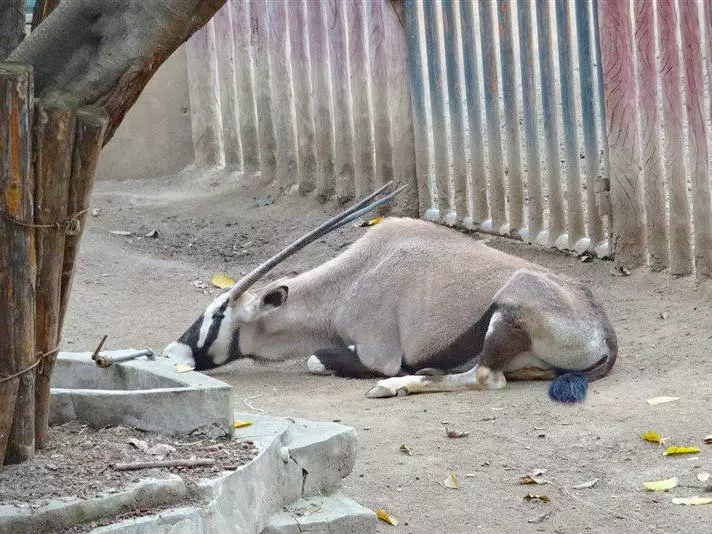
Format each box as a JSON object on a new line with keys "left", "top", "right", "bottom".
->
{"left": 365, "top": 365, "right": 506, "bottom": 398}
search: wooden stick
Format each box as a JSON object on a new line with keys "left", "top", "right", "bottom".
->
{"left": 33, "top": 91, "right": 78, "bottom": 450}
{"left": 0, "top": 63, "right": 36, "bottom": 467}
{"left": 57, "top": 106, "right": 108, "bottom": 333}
{"left": 112, "top": 458, "right": 216, "bottom": 471}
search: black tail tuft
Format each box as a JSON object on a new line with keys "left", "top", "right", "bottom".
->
{"left": 548, "top": 373, "right": 587, "bottom": 403}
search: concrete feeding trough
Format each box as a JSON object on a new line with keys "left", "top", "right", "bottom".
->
{"left": 49, "top": 350, "right": 234, "bottom": 437}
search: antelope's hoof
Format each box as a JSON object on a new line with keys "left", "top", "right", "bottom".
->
{"left": 366, "top": 384, "right": 397, "bottom": 398}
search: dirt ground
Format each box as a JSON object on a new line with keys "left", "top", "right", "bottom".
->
{"left": 59, "top": 171, "right": 712, "bottom": 534}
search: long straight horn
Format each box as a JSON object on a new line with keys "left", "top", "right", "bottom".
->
{"left": 228, "top": 183, "right": 407, "bottom": 304}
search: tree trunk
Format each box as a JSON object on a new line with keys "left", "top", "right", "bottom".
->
{"left": 0, "top": 64, "right": 36, "bottom": 467}
{"left": 32, "top": 92, "right": 77, "bottom": 449}
{"left": 0, "top": 0, "right": 26, "bottom": 60}
{"left": 9, "top": 0, "right": 227, "bottom": 144}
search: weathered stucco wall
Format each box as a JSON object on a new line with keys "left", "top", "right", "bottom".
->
{"left": 97, "top": 46, "right": 194, "bottom": 181}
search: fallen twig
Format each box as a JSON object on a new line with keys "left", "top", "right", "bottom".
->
{"left": 112, "top": 458, "right": 215, "bottom": 471}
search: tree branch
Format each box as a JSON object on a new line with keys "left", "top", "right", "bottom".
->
{"left": 9, "top": 0, "right": 226, "bottom": 143}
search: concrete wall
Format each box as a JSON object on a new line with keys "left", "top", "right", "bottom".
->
{"left": 96, "top": 45, "right": 195, "bottom": 180}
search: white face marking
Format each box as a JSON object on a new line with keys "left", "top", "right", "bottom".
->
{"left": 162, "top": 341, "right": 195, "bottom": 366}
{"left": 197, "top": 291, "right": 231, "bottom": 349}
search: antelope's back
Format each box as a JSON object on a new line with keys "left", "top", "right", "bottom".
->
{"left": 337, "top": 218, "right": 535, "bottom": 362}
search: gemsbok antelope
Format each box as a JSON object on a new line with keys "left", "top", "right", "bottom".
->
{"left": 164, "top": 183, "right": 617, "bottom": 403}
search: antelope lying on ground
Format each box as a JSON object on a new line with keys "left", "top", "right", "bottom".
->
{"left": 164, "top": 184, "right": 617, "bottom": 403}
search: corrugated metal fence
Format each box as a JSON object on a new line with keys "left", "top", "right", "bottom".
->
{"left": 185, "top": 0, "right": 712, "bottom": 279}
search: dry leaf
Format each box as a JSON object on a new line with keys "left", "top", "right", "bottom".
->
{"left": 697, "top": 473, "right": 711, "bottom": 483}
{"left": 647, "top": 396, "right": 680, "bottom": 405}
{"left": 643, "top": 477, "right": 678, "bottom": 492}
{"left": 399, "top": 444, "right": 412, "bottom": 456}
{"left": 234, "top": 419, "right": 254, "bottom": 429}
{"left": 520, "top": 475, "right": 548, "bottom": 485}
{"left": 442, "top": 471, "right": 460, "bottom": 489}
{"left": 524, "top": 493, "right": 550, "bottom": 503}
{"left": 175, "top": 363, "right": 195, "bottom": 373}
{"left": 664, "top": 446, "right": 701, "bottom": 456}
{"left": 359, "top": 216, "right": 385, "bottom": 227}
{"left": 641, "top": 431, "right": 666, "bottom": 444}
{"left": 704, "top": 435, "right": 712, "bottom": 444}
{"left": 573, "top": 478, "right": 599, "bottom": 489}
{"left": 445, "top": 427, "right": 469, "bottom": 438}
{"left": 211, "top": 273, "right": 235, "bottom": 289}
{"left": 671, "top": 497, "right": 712, "bottom": 506}
{"left": 145, "top": 229, "right": 159, "bottom": 238}
{"left": 376, "top": 508, "right": 399, "bottom": 526}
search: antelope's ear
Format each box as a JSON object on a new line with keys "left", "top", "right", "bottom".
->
{"left": 260, "top": 286, "right": 288, "bottom": 310}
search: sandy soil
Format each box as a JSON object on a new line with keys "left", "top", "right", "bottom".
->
{"left": 59, "top": 172, "right": 712, "bottom": 534}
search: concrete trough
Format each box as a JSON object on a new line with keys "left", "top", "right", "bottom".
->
{"left": 49, "top": 350, "right": 234, "bottom": 437}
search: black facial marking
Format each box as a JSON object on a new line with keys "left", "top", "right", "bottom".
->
{"left": 178, "top": 299, "right": 242, "bottom": 371}
{"left": 311, "top": 345, "right": 383, "bottom": 378}
{"left": 404, "top": 303, "right": 498, "bottom": 374}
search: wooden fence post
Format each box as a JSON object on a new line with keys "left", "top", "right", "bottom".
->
{"left": 288, "top": 0, "right": 317, "bottom": 194}
{"left": 634, "top": 0, "right": 668, "bottom": 271}
{"left": 0, "top": 64, "right": 36, "bottom": 466}
{"left": 404, "top": 0, "right": 432, "bottom": 217}
{"left": 657, "top": 0, "right": 692, "bottom": 276}
{"left": 32, "top": 91, "right": 77, "bottom": 450}
{"left": 680, "top": 1, "right": 712, "bottom": 279}
{"left": 598, "top": 0, "right": 646, "bottom": 267}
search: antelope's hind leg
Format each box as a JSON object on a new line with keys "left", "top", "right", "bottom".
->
{"left": 366, "top": 306, "right": 530, "bottom": 398}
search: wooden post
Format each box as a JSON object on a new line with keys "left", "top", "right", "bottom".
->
{"left": 404, "top": 0, "right": 432, "bottom": 217}
{"left": 479, "top": 0, "right": 507, "bottom": 232}
{"left": 536, "top": 0, "right": 566, "bottom": 246}
{"left": 348, "top": 1, "right": 375, "bottom": 198}
{"left": 214, "top": 2, "right": 243, "bottom": 170}
{"left": 680, "top": 1, "right": 712, "bottom": 279}
{"left": 306, "top": 1, "right": 335, "bottom": 200}
{"left": 0, "top": 64, "right": 36, "bottom": 467}
{"left": 31, "top": 0, "right": 60, "bottom": 30}
{"left": 251, "top": 0, "right": 277, "bottom": 182}
{"left": 657, "top": 0, "right": 692, "bottom": 276}
{"left": 57, "top": 106, "right": 108, "bottom": 333}
{"left": 442, "top": 0, "right": 468, "bottom": 225}
{"left": 186, "top": 19, "right": 225, "bottom": 169}
{"left": 634, "top": 0, "right": 668, "bottom": 270}
{"left": 231, "top": 0, "right": 260, "bottom": 173}
{"left": 424, "top": 0, "right": 453, "bottom": 224}
{"left": 288, "top": 0, "right": 317, "bottom": 194}
{"left": 556, "top": 0, "right": 585, "bottom": 249}
{"left": 365, "top": 0, "right": 394, "bottom": 193}
{"left": 32, "top": 91, "right": 77, "bottom": 450}
{"left": 326, "top": 0, "right": 356, "bottom": 202}
{"left": 598, "top": 0, "right": 646, "bottom": 267}
{"left": 268, "top": 0, "right": 297, "bottom": 192}
{"left": 497, "top": 0, "right": 524, "bottom": 234}
{"left": 385, "top": 0, "right": 419, "bottom": 217}
{"left": 517, "top": 0, "right": 544, "bottom": 242}
{"left": 576, "top": 0, "right": 604, "bottom": 247}
{"left": 460, "top": 0, "right": 489, "bottom": 225}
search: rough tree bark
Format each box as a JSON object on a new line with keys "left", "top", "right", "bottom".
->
{"left": 0, "top": 0, "right": 26, "bottom": 60}
{"left": 8, "top": 0, "right": 227, "bottom": 144}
